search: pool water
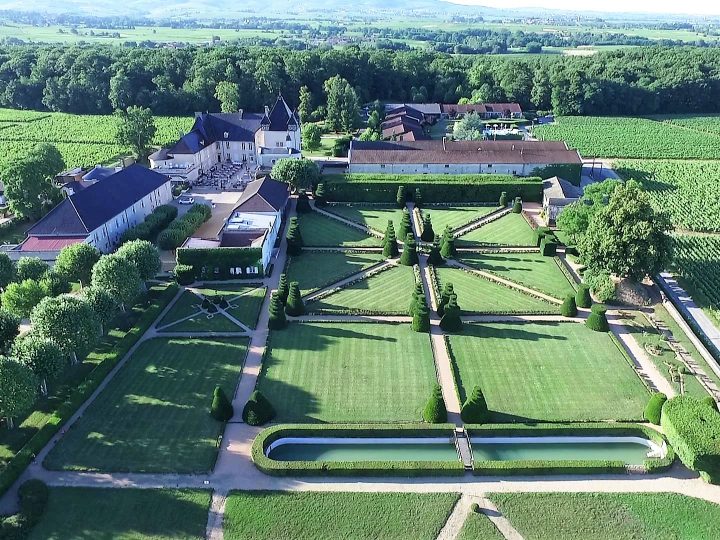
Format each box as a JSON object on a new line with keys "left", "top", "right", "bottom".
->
{"left": 470, "top": 439, "right": 651, "bottom": 465}
{"left": 268, "top": 441, "right": 458, "bottom": 462}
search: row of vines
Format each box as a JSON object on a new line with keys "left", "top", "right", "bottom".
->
{"left": 672, "top": 235, "right": 720, "bottom": 321}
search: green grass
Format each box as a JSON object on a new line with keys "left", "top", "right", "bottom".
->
{"left": 457, "top": 213, "right": 535, "bottom": 247}
{"left": 421, "top": 206, "right": 499, "bottom": 233}
{"left": 0, "top": 219, "right": 35, "bottom": 245}
{"left": 448, "top": 322, "right": 649, "bottom": 422}
{"left": 459, "top": 252, "right": 576, "bottom": 299}
{"left": 286, "top": 251, "right": 383, "bottom": 295}
{"left": 224, "top": 491, "right": 459, "bottom": 540}
{"left": 298, "top": 211, "right": 381, "bottom": 247}
{"left": 323, "top": 205, "right": 406, "bottom": 234}
{"left": 457, "top": 511, "right": 506, "bottom": 540}
{"left": 28, "top": 488, "right": 210, "bottom": 540}
{"left": 258, "top": 322, "right": 436, "bottom": 422}
{"left": 44, "top": 337, "right": 247, "bottom": 473}
{"left": 435, "top": 268, "right": 556, "bottom": 314}
{"left": 490, "top": 492, "right": 720, "bottom": 540}
{"left": 224, "top": 287, "right": 267, "bottom": 329}
{"left": 300, "top": 135, "right": 338, "bottom": 157}
{"left": 308, "top": 265, "right": 416, "bottom": 314}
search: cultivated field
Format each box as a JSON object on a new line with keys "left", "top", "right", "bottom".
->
{"left": 671, "top": 235, "right": 720, "bottom": 323}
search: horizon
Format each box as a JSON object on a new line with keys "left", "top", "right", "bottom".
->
{"left": 448, "top": 0, "right": 720, "bottom": 17}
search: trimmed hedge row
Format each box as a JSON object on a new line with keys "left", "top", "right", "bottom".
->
{"left": 0, "top": 283, "right": 178, "bottom": 498}
{"left": 157, "top": 204, "right": 212, "bottom": 250}
{"left": 321, "top": 174, "right": 542, "bottom": 203}
{"left": 466, "top": 422, "right": 675, "bottom": 475}
{"left": 251, "top": 424, "right": 465, "bottom": 477}
{"left": 120, "top": 204, "right": 177, "bottom": 244}
{"left": 176, "top": 246, "right": 263, "bottom": 281}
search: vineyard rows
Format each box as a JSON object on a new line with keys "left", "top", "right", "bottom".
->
{"left": 672, "top": 235, "right": 720, "bottom": 318}
{"left": 651, "top": 114, "right": 720, "bottom": 136}
{"left": 614, "top": 160, "right": 720, "bottom": 233}
{"left": 534, "top": 116, "right": 720, "bottom": 159}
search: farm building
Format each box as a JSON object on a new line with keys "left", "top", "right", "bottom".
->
{"left": 15, "top": 165, "right": 172, "bottom": 260}
{"left": 542, "top": 176, "right": 582, "bottom": 225}
{"left": 348, "top": 139, "right": 582, "bottom": 176}
{"left": 382, "top": 103, "right": 442, "bottom": 123}
{"left": 441, "top": 103, "right": 523, "bottom": 119}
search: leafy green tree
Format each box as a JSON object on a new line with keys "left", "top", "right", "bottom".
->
{"left": 0, "top": 357, "right": 36, "bottom": 428}
{"left": 461, "top": 385, "right": 490, "bottom": 423}
{"left": 0, "top": 253, "right": 15, "bottom": 290}
{"left": 91, "top": 254, "right": 141, "bottom": 311}
{"left": 39, "top": 271, "right": 70, "bottom": 297}
{"left": 242, "top": 390, "right": 275, "bottom": 426}
{"left": 82, "top": 286, "right": 119, "bottom": 335}
{"left": 400, "top": 234, "right": 419, "bottom": 266}
{"left": 115, "top": 106, "right": 157, "bottom": 160}
{"left": 12, "top": 333, "right": 65, "bottom": 396}
{"left": 298, "top": 85, "right": 313, "bottom": 121}
{"left": 116, "top": 239, "right": 161, "bottom": 283}
{"left": 3, "top": 143, "right": 64, "bottom": 220}
{"left": 276, "top": 274, "right": 290, "bottom": 304}
{"left": 16, "top": 257, "right": 48, "bottom": 282}
{"left": 210, "top": 385, "right": 234, "bottom": 422}
{"left": 31, "top": 295, "right": 100, "bottom": 364}
{"left": 421, "top": 214, "right": 435, "bottom": 242}
{"left": 1, "top": 279, "right": 47, "bottom": 319}
{"left": 323, "top": 75, "right": 359, "bottom": 132}
{"left": 556, "top": 180, "right": 621, "bottom": 244}
{"left": 439, "top": 295, "right": 463, "bottom": 332}
{"left": 54, "top": 243, "right": 100, "bottom": 288}
{"left": 396, "top": 186, "right": 406, "bottom": 208}
{"left": 580, "top": 181, "right": 673, "bottom": 281}
{"left": 286, "top": 217, "right": 304, "bottom": 256}
{"left": 268, "top": 292, "right": 287, "bottom": 330}
{"left": 301, "top": 123, "right": 322, "bottom": 151}
{"left": 271, "top": 158, "right": 319, "bottom": 192}
{"left": 584, "top": 269, "right": 615, "bottom": 303}
{"left": 214, "top": 81, "right": 240, "bottom": 113}
{"left": 423, "top": 384, "right": 447, "bottom": 423}
{"left": 0, "top": 310, "right": 19, "bottom": 353}
{"left": 452, "top": 112, "right": 485, "bottom": 140}
{"left": 383, "top": 221, "right": 399, "bottom": 258}
{"left": 284, "top": 282, "right": 305, "bottom": 316}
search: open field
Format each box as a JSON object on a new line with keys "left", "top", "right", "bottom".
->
{"left": 28, "top": 488, "right": 210, "bottom": 540}
{"left": 459, "top": 252, "right": 576, "bottom": 299}
{"left": 420, "top": 205, "right": 499, "bottom": 233}
{"left": 671, "top": 235, "right": 720, "bottom": 325}
{"left": 308, "top": 266, "right": 416, "bottom": 314}
{"left": 323, "top": 205, "right": 406, "bottom": 234}
{"left": 491, "top": 492, "right": 720, "bottom": 540}
{"left": 457, "top": 213, "right": 535, "bottom": 247}
{"left": 435, "top": 268, "right": 556, "bottom": 314}
{"left": 534, "top": 116, "right": 720, "bottom": 159}
{"left": 257, "top": 322, "right": 436, "bottom": 422}
{"left": 614, "top": 159, "right": 720, "bottom": 233}
{"left": 448, "top": 322, "right": 649, "bottom": 422}
{"left": 286, "top": 251, "right": 383, "bottom": 295}
{"left": 224, "top": 491, "right": 459, "bottom": 540}
{"left": 297, "top": 211, "right": 381, "bottom": 247}
{"left": 44, "top": 337, "right": 247, "bottom": 473}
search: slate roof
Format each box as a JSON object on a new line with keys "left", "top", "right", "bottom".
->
{"left": 384, "top": 103, "right": 442, "bottom": 116}
{"left": 83, "top": 166, "right": 116, "bottom": 181}
{"left": 262, "top": 94, "right": 299, "bottom": 131}
{"left": 441, "top": 103, "right": 523, "bottom": 115}
{"left": 232, "top": 177, "right": 290, "bottom": 213}
{"left": 28, "top": 165, "right": 170, "bottom": 236}
{"left": 350, "top": 140, "right": 582, "bottom": 165}
{"left": 169, "top": 112, "right": 265, "bottom": 154}
{"left": 543, "top": 176, "right": 582, "bottom": 201}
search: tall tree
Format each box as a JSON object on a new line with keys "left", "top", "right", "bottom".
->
{"left": 557, "top": 180, "right": 621, "bottom": 244}
{"left": 115, "top": 106, "right": 157, "bottom": 161}
{"left": 298, "top": 85, "right": 313, "bottom": 121}
{"left": 15, "top": 257, "right": 49, "bottom": 282}
{"left": 54, "top": 243, "right": 101, "bottom": 288}
{"left": 0, "top": 357, "right": 36, "bottom": 429}
{"left": 31, "top": 295, "right": 100, "bottom": 364}
{"left": 12, "top": 332, "right": 65, "bottom": 396}
{"left": 0, "top": 253, "right": 15, "bottom": 290}
{"left": 301, "top": 123, "right": 322, "bottom": 151}
{"left": 82, "top": 286, "right": 119, "bottom": 335}
{"left": 452, "top": 112, "right": 485, "bottom": 141}
{"left": 271, "top": 158, "right": 319, "bottom": 191}
{"left": 115, "top": 239, "right": 161, "bottom": 283}
{"left": 214, "top": 81, "right": 240, "bottom": 113}
{"left": 91, "top": 255, "right": 141, "bottom": 311}
{"left": 2, "top": 143, "right": 64, "bottom": 220}
{"left": 0, "top": 310, "right": 20, "bottom": 353}
{"left": 1, "top": 279, "right": 47, "bottom": 319}
{"left": 323, "top": 75, "right": 358, "bottom": 132}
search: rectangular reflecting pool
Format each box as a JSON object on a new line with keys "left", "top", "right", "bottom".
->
{"left": 266, "top": 438, "right": 458, "bottom": 462}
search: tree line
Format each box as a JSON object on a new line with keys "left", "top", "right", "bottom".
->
{"left": 1, "top": 44, "right": 720, "bottom": 116}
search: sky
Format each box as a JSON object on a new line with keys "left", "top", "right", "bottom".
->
{"left": 449, "top": 0, "right": 720, "bottom": 16}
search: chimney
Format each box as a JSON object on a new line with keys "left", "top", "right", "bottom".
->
{"left": 442, "top": 136, "right": 446, "bottom": 151}
{"left": 264, "top": 105, "right": 270, "bottom": 116}
{"left": 238, "top": 109, "right": 243, "bottom": 119}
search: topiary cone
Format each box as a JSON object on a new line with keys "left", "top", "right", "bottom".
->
{"left": 242, "top": 390, "right": 275, "bottom": 426}
{"left": 210, "top": 386, "right": 234, "bottom": 422}
{"left": 423, "top": 384, "right": 447, "bottom": 423}
{"left": 461, "top": 385, "right": 490, "bottom": 423}
{"left": 560, "top": 294, "right": 577, "bottom": 317}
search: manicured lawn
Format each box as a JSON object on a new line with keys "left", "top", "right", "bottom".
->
{"left": 421, "top": 205, "right": 499, "bottom": 233}
{"left": 45, "top": 337, "right": 248, "bottom": 473}
{"left": 435, "top": 268, "right": 556, "bottom": 314}
{"left": 457, "top": 212, "right": 535, "bottom": 246}
{"left": 448, "top": 322, "right": 648, "bottom": 421}
{"left": 324, "top": 204, "right": 406, "bottom": 234}
{"left": 491, "top": 492, "right": 720, "bottom": 540}
{"left": 257, "top": 322, "right": 436, "bottom": 422}
{"left": 224, "top": 286, "right": 267, "bottom": 328}
{"left": 460, "top": 252, "right": 576, "bottom": 299}
{"left": 298, "top": 211, "right": 381, "bottom": 247}
{"left": 286, "top": 251, "right": 384, "bottom": 295}
{"left": 307, "top": 265, "right": 416, "bottom": 314}
{"left": 29, "top": 488, "right": 210, "bottom": 540}
{"left": 224, "top": 491, "right": 459, "bottom": 540}
{"left": 457, "top": 511, "right": 505, "bottom": 540}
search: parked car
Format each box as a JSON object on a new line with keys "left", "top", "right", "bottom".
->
{"left": 178, "top": 195, "right": 195, "bottom": 205}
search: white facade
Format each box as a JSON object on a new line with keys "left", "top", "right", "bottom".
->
{"left": 349, "top": 162, "right": 552, "bottom": 176}
{"left": 224, "top": 210, "right": 282, "bottom": 270}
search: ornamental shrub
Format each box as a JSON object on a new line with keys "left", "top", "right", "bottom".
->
{"left": 296, "top": 191, "right": 312, "bottom": 213}
{"left": 201, "top": 298, "right": 211, "bottom": 310}
{"left": 585, "top": 269, "right": 615, "bottom": 303}
{"left": 400, "top": 234, "right": 419, "bottom": 266}
{"left": 540, "top": 237, "right": 557, "bottom": 257}
{"left": 210, "top": 386, "right": 234, "bottom": 422}
{"left": 396, "top": 185, "right": 406, "bottom": 208}
{"left": 284, "top": 282, "right": 305, "bottom": 316}
{"left": 427, "top": 240, "right": 445, "bottom": 266}
{"left": 420, "top": 214, "right": 435, "bottom": 242}
{"left": 575, "top": 283, "right": 592, "bottom": 308}
{"left": 461, "top": 385, "right": 490, "bottom": 423}
{"left": 560, "top": 294, "right": 577, "bottom": 317}
{"left": 277, "top": 274, "right": 290, "bottom": 304}
{"left": 412, "top": 302, "right": 431, "bottom": 332}
{"left": 471, "top": 502, "right": 481, "bottom": 513}
{"left": 662, "top": 395, "right": 720, "bottom": 483}
{"left": 702, "top": 396, "right": 719, "bottom": 412}
{"left": 498, "top": 191, "right": 508, "bottom": 207}
{"left": 2, "top": 479, "right": 50, "bottom": 537}
{"left": 409, "top": 282, "right": 425, "bottom": 316}
{"left": 585, "top": 304, "right": 609, "bottom": 332}
{"left": 157, "top": 228, "right": 185, "bottom": 250}
{"left": 533, "top": 226, "right": 552, "bottom": 247}
{"left": 414, "top": 187, "right": 423, "bottom": 208}
{"left": 423, "top": 384, "right": 447, "bottom": 423}
{"left": 174, "top": 263, "right": 195, "bottom": 285}
{"left": 314, "top": 183, "right": 327, "bottom": 207}
{"left": 440, "top": 233, "right": 456, "bottom": 259}
{"left": 512, "top": 197, "right": 522, "bottom": 213}
{"left": 383, "top": 221, "right": 399, "bottom": 258}
{"left": 438, "top": 282, "right": 454, "bottom": 317}
{"left": 644, "top": 392, "right": 667, "bottom": 425}
{"left": 439, "top": 295, "right": 463, "bottom": 332}
{"left": 286, "top": 217, "right": 304, "bottom": 255}
{"left": 242, "top": 390, "right": 276, "bottom": 426}
{"left": 398, "top": 209, "right": 412, "bottom": 241}
{"left": 268, "top": 292, "right": 287, "bottom": 330}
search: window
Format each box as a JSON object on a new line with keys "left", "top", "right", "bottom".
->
{"left": 286, "top": 134, "right": 291, "bottom": 141}
{"left": 380, "top": 164, "right": 386, "bottom": 169}
{"left": 487, "top": 164, "right": 493, "bottom": 168}
{"left": 423, "top": 164, "right": 429, "bottom": 168}
{"left": 444, "top": 164, "right": 450, "bottom": 168}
